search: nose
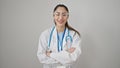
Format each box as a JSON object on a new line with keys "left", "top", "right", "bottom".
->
{"left": 58, "top": 15, "right": 63, "bottom": 20}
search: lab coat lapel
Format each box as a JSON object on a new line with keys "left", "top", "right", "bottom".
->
{"left": 51, "top": 27, "right": 58, "bottom": 52}
{"left": 62, "top": 28, "right": 68, "bottom": 48}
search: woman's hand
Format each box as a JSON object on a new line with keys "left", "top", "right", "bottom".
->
{"left": 67, "top": 47, "right": 76, "bottom": 53}
{"left": 46, "top": 51, "right": 52, "bottom": 57}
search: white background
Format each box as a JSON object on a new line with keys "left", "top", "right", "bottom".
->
{"left": 0, "top": 0, "right": 120, "bottom": 68}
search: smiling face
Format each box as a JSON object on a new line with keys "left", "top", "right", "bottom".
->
{"left": 53, "top": 7, "right": 69, "bottom": 27}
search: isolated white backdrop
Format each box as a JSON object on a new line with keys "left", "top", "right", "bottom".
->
{"left": 0, "top": 0, "right": 120, "bottom": 68}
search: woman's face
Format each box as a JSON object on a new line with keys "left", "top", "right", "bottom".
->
{"left": 53, "top": 7, "right": 69, "bottom": 27}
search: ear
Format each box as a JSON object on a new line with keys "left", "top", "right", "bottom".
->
{"left": 67, "top": 15, "right": 69, "bottom": 19}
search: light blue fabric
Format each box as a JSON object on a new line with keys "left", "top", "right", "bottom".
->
{"left": 58, "top": 32, "right": 64, "bottom": 52}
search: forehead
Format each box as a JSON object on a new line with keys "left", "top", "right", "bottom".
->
{"left": 55, "top": 7, "right": 68, "bottom": 12}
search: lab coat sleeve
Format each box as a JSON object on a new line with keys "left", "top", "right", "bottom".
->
{"left": 37, "top": 32, "right": 57, "bottom": 64}
{"left": 50, "top": 34, "right": 82, "bottom": 64}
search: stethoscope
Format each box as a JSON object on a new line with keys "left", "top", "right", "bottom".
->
{"left": 48, "top": 26, "right": 72, "bottom": 52}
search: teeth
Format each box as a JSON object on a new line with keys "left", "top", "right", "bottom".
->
{"left": 59, "top": 22, "right": 63, "bottom": 23}
{"left": 58, "top": 21, "right": 63, "bottom": 22}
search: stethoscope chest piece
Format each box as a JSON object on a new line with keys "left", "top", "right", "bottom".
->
{"left": 65, "top": 29, "right": 72, "bottom": 49}
{"left": 66, "top": 35, "right": 72, "bottom": 43}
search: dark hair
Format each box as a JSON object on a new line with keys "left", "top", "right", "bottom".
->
{"left": 53, "top": 4, "right": 80, "bottom": 36}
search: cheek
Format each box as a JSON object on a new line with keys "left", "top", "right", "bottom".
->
{"left": 53, "top": 17, "right": 57, "bottom": 24}
{"left": 65, "top": 18, "right": 68, "bottom": 21}
{"left": 53, "top": 16, "right": 57, "bottom": 20}
{"left": 54, "top": 18, "right": 57, "bottom": 23}
{"left": 63, "top": 18, "right": 68, "bottom": 22}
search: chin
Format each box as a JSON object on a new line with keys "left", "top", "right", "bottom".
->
{"left": 57, "top": 23, "right": 65, "bottom": 26}
{"left": 59, "top": 23, "right": 64, "bottom": 25}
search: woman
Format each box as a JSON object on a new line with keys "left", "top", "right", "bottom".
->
{"left": 37, "top": 4, "right": 81, "bottom": 68}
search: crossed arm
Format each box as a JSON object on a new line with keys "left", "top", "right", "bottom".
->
{"left": 37, "top": 32, "right": 81, "bottom": 64}
{"left": 46, "top": 47, "right": 76, "bottom": 57}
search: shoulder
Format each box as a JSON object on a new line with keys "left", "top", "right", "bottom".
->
{"left": 69, "top": 30, "right": 81, "bottom": 39}
{"left": 40, "top": 27, "right": 53, "bottom": 38}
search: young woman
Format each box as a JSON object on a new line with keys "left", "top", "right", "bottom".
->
{"left": 37, "top": 4, "right": 82, "bottom": 68}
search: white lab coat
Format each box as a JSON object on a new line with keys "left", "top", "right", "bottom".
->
{"left": 37, "top": 26, "right": 81, "bottom": 68}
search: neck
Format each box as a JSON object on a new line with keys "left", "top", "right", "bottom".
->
{"left": 56, "top": 26, "right": 65, "bottom": 33}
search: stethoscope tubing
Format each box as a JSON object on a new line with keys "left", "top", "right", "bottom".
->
{"left": 48, "top": 26, "right": 72, "bottom": 51}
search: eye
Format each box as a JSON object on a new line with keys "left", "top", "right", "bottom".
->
{"left": 62, "top": 14, "right": 67, "bottom": 16}
{"left": 54, "top": 12, "right": 68, "bottom": 17}
{"left": 54, "top": 12, "right": 60, "bottom": 16}
{"left": 62, "top": 13, "right": 68, "bottom": 16}
{"left": 56, "top": 13, "right": 59, "bottom": 16}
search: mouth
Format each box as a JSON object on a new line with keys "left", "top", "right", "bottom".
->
{"left": 57, "top": 20, "right": 64, "bottom": 24}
